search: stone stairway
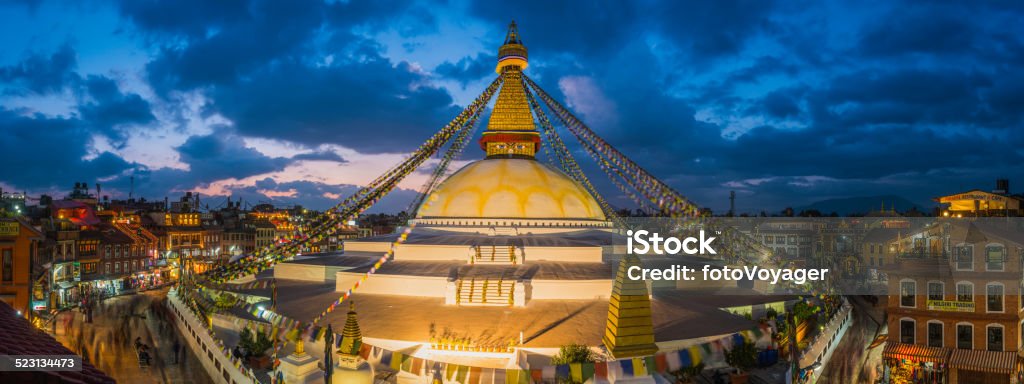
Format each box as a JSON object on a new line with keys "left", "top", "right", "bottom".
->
{"left": 472, "top": 244, "right": 518, "bottom": 264}
{"left": 455, "top": 277, "right": 515, "bottom": 306}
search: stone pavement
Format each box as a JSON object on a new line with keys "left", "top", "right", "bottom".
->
{"left": 51, "top": 288, "right": 215, "bottom": 384}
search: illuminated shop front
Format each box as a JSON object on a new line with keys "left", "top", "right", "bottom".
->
{"left": 882, "top": 343, "right": 949, "bottom": 384}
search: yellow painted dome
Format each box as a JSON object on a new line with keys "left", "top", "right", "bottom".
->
{"left": 416, "top": 158, "right": 606, "bottom": 220}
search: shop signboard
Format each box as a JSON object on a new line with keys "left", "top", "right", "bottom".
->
{"left": 926, "top": 300, "right": 974, "bottom": 312}
{"left": 73, "top": 262, "right": 81, "bottom": 282}
{"left": 0, "top": 220, "right": 19, "bottom": 236}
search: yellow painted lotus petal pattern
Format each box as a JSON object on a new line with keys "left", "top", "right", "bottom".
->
{"left": 417, "top": 159, "right": 605, "bottom": 220}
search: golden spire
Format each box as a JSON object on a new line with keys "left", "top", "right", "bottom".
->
{"left": 337, "top": 301, "right": 363, "bottom": 356}
{"left": 602, "top": 254, "right": 658, "bottom": 358}
{"left": 481, "top": 21, "right": 541, "bottom": 158}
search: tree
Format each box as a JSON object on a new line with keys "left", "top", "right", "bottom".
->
{"left": 550, "top": 344, "right": 596, "bottom": 384}
{"left": 669, "top": 362, "right": 705, "bottom": 383}
{"left": 551, "top": 343, "right": 595, "bottom": 365}
{"left": 725, "top": 341, "right": 758, "bottom": 372}
{"left": 239, "top": 327, "right": 274, "bottom": 358}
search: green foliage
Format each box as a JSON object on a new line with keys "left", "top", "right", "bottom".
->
{"left": 550, "top": 343, "right": 596, "bottom": 365}
{"left": 790, "top": 300, "right": 818, "bottom": 323}
{"left": 239, "top": 327, "right": 274, "bottom": 357}
{"left": 549, "top": 344, "right": 596, "bottom": 384}
{"left": 765, "top": 307, "right": 779, "bottom": 320}
{"left": 214, "top": 293, "right": 239, "bottom": 310}
{"left": 669, "top": 362, "right": 705, "bottom": 382}
{"left": 725, "top": 341, "right": 758, "bottom": 372}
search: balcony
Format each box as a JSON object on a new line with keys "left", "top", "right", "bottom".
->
{"left": 898, "top": 250, "right": 950, "bottom": 260}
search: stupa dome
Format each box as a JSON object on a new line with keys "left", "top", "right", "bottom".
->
{"left": 416, "top": 158, "right": 605, "bottom": 220}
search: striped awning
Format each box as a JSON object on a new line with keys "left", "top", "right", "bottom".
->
{"left": 949, "top": 349, "right": 1019, "bottom": 374}
{"left": 882, "top": 342, "right": 951, "bottom": 363}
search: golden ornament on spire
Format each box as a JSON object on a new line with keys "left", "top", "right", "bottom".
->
{"left": 480, "top": 21, "right": 541, "bottom": 158}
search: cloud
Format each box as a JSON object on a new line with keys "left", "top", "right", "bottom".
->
{"left": 3, "top": 0, "right": 1024, "bottom": 214}
{"left": 0, "top": 108, "right": 134, "bottom": 190}
{"left": 174, "top": 131, "right": 291, "bottom": 183}
{"left": 857, "top": 6, "right": 977, "bottom": 57}
{"left": 207, "top": 59, "right": 461, "bottom": 153}
{"left": 557, "top": 76, "right": 619, "bottom": 130}
{"left": 435, "top": 53, "right": 492, "bottom": 86}
{"left": 77, "top": 75, "right": 156, "bottom": 145}
{"left": 213, "top": 177, "right": 421, "bottom": 213}
{"left": 0, "top": 42, "right": 80, "bottom": 95}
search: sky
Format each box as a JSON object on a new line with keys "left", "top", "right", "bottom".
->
{"left": 0, "top": 0, "right": 1022, "bottom": 214}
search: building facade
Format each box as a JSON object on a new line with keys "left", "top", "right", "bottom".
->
{"left": 0, "top": 218, "right": 45, "bottom": 316}
{"left": 882, "top": 220, "right": 1024, "bottom": 384}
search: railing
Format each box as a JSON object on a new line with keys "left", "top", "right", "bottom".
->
{"left": 797, "top": 298, "right": 853, "bottom": 384}
{"left": 167, "top": 288, "right": 262, "bottom": 384}
{"left": 898, "top": 250, "right": 950, "bottom": 260}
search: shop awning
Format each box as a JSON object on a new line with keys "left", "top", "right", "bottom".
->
{"left": 950, "top": 349, "right": 1019, "bottom": 375}
{"left": 883, "top": 342, "right": 951, "bottom": 363}
{"left": 55, "top": 281, "right": 76, "bottom": 290}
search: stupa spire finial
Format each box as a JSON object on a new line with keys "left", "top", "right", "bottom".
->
{"left": 481, "top": 21, "right": 540, "bottom": 158}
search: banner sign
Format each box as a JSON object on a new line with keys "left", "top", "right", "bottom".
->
{"left": 926, "top": 300, "right": 975, "bottom": 312}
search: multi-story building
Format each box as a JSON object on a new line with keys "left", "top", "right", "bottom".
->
{"left": 0, "top": 218, "right": 45, "bottom": 316}
{"left": 253, "top": 220, "right": 276, "bottom": 249}
{"left": 45, "top": 218, "right": 80, "bottom": 308}
{"left": 882, "top": 220, "right": 1024, "bottom": 384}
{"left": 110, "top": 216, "right": 162, "bottom": 287}
{"left": 76, "top": 231, "right": 101, "bottom": 285}
{"left": 936, "top": 179, "right": 1024, "bottom": 217}
{"left": 748, "top": 219, "right": 819, "bottom": 261}
{"left": 94, "top": 226, "right": 135, "bottom": 295}
{"left": 817, "top": 220, "right": 863, "bottom": 277}
{"left": 223, "top": 227, "right": 255, "bottom": 257}
{"left": 150, "top": 211, "right": 207, "bottom": 274}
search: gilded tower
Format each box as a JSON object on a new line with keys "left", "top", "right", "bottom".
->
{"left": 603, "top": 254, "right": 658, "bottom": 358}
{"left": 479, "top": 21, "right": 542, "bottom": 158}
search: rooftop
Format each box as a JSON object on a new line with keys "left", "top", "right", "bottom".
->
{"left": 230, "top": 277, "right": 771, "bottom": 349}
{"left": 0, "top": 301, "right": 115, "bottom": 383}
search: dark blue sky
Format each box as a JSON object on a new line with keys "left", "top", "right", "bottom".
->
{"left": 1, "top": 0, "right": 1022, "bottom": 214}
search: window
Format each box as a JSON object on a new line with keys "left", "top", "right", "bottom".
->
{"left": 956, "top": 244, "right": 973, "bottom": 270}
{"left": 928, "top": 282, "right": 944, "bottom": 301}
{"left": 986, "top": 244, "right": 1005, "bottom": 271}
{"left": 901, "top": 280, "right": 916, "bottom": 307}
{"left": 114, "top": 263, "right": 120, "bottom": 273}
{"left": 957, "top": 324, "right": 973, "bottom": 349}
{"left": 987, "top": 283, "right": 1004, "bottom": 312}
{"left": 987, "top": 325, "right": 1004, "bottom": 351}
{"left": 927, "top": 322, "right": 943, "bottom": 348}
{"left": 900, "top": 319, "right": 915, "bottom": 344}
{"left": 105, "top": 263, "right": 111, "bottom": 275}
{"left": 956, "top": 282, "right": 974, "bottom": 303}
{"left": 1, "top": 249, "right": 11, "bottom": 282}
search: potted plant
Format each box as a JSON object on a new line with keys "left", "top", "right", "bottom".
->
{"left": 725, "top": 341, "right": 758, "bottom": 384}
{"left": 239, "top": 327, "right": 275, "bottom": 370}
{"left": 550, "top": 343, "right": 596, "bottom": 384}
{"left": 668, "top": 362, "right": 705, "bottom": 384}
